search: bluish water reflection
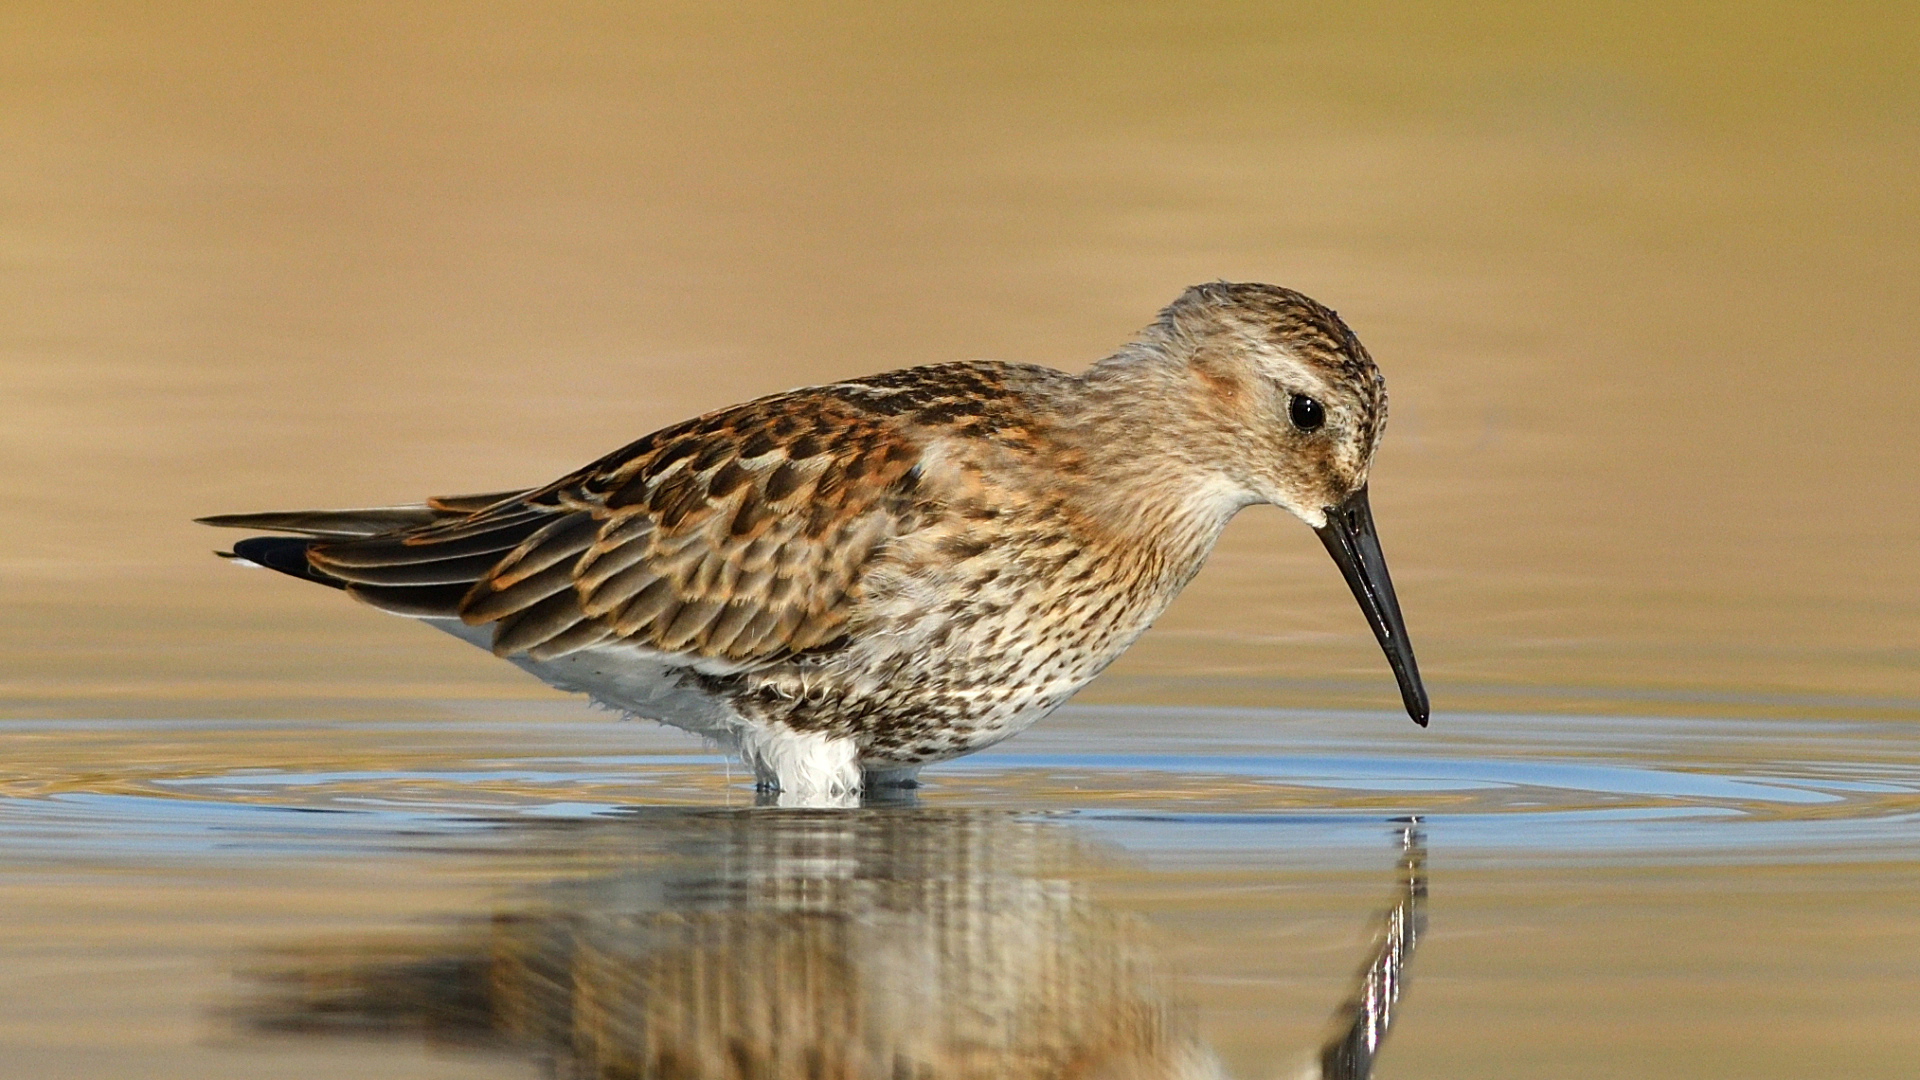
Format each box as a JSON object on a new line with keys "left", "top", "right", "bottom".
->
{"left": 2, "top": 709, "right": 1915, "bottom": 865}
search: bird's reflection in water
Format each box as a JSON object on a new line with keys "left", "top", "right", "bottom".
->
{"left": 239, "top": 808, "right": 1425, "bottom": 1080}
{"left": 1319, "top": 822, "right": 1425, "bottom": 1080}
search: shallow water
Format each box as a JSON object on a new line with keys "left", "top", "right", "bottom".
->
{"left": 3, "top": 707, "right": 1917, "bottom": 1078}
{"left": 3, "top": 2, "right": 1918, "bottom": 1077}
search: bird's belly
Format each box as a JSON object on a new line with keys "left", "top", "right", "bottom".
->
{"left": 423, "top": 618, "right": 752, "bottom": 739}
{"left": 752, "top": 598, "right": 1159, "bottom": 767}
{"left": 848, "top": 675, "right": 1082, "bottom": 768}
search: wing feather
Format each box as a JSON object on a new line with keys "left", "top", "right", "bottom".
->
{"left": 424, "top": 490, "right": 527, "bottom": 514}
{"left": 321, "top": 549, "right": 519, "bottom": 587}
{"left": 491, "top": 590, "right": 593, "bottom": 657}
{"left": 313, "top": 510, "right": 550, "bottom": 569}
{"left": 489, "top": 392, "right": 931, "bottom": 664}
{"left": 461, "top": 558, "right": 578, "bottom": 624}
{"left": 208, "top": 387, "right": 937, "bottom": 665}
{"left": 197, "top": 507, "right": 448, "bottom": 539}
{"left": 609, "top": 576, "right": 679, "bottom": 634}
{"left": 487, "top": 514, "right": 599, "bottom": 588}
{"left": 523, "top": 620, "right": 615, "bottom": 662}
{"left": 345, "top": 581, "right": 476, "bottom": 617}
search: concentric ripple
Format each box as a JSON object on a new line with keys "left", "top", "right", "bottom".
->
{"left": 1, "top": 708, "right": 1914, "bottom": 865}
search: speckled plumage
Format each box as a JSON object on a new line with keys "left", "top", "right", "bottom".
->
{"left": 202, "top": 282, "right": 1424, "bottom": 799}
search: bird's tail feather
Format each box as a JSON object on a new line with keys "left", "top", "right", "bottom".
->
{"left": 199, "top": 490, "right": 540, "bottom": 618}
{"left": 227, "top": 536, "right": 345, "bottom": 590}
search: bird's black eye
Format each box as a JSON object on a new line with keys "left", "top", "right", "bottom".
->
{"left": 1288, "top": 394, "right": 1325, "bottom": 432}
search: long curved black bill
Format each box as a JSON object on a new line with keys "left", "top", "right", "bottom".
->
{"left": 1313, "top": 485, "right": 1429, "bottom": 727}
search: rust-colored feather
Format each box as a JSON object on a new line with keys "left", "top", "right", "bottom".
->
{"left": 275, "top": 390, "right": 934, "bottom": 663}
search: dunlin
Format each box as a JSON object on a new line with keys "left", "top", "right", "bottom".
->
{"left": 201, "top": 282, "right": 1427, "bottom": 797}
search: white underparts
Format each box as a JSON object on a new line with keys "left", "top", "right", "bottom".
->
{"left": 422, "top": 618, "right": 889, "bottom": 801}
{"left": 734, "top": 724, "right": 862, "bottom": 801}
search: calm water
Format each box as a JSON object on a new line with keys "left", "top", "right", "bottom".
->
{"left": 3, "top": 708, "right": 1917, "bottom": 1078}
{"left": 3, "top": 2, "right": 1918, "bottom": 1077}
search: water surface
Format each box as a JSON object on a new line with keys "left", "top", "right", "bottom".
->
{"left": 3, "top": 708, "right": 1917, "bottom": 1078}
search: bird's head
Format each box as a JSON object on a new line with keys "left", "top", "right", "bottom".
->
{"left": 1141, "top": 281, "right": 1428, "bottom": 726}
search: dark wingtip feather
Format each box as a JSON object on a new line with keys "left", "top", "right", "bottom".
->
{"left": 228, "top": 536, "right": 348, "bottom": 590}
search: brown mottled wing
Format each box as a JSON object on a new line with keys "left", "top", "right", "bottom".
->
{"left": 307, "top": 393, "right": 930, "bottom": 667}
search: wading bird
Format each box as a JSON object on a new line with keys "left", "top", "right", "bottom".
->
{"left": 202, "top": 282, "right": 1427, "bottom": 799}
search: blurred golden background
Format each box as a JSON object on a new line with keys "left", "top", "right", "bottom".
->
{"left": 4, "top": 1, "right": 1916, "bottom": 720}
